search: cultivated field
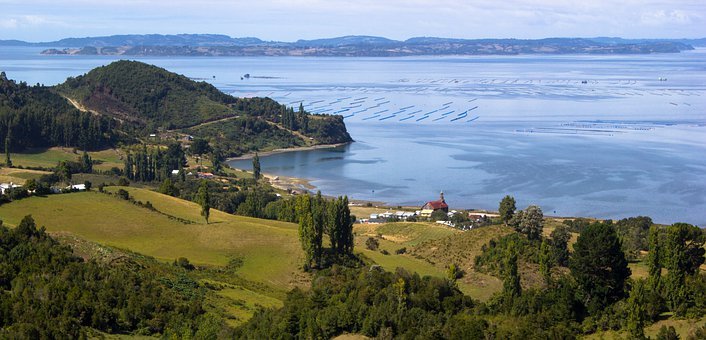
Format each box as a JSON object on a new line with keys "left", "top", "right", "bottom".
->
{"left": 8, "top": 147, "right": 124, "bottom": 171}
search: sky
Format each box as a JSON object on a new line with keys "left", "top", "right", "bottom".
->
{"left": 1, "top": 0, "right": 704, "bottom": 42}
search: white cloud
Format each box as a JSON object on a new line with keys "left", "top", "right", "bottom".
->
{"left": 641, "top": 9, "right": 695, "bottom": 25}
{"left": 0, "top": 0, "right": 704, "bottom": 40}
{"left": 0, "top": 18, "right": 19, "bottom": 29}
{"left": 0, "top": 15, "right": 68, "bottom": 29}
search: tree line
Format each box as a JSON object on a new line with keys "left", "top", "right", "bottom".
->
{"left": 1, "top": 73, "right": 119, "bottom": 152}
{"left": 0, "top": 215, "right": 228, "bottom": 338}
{"left": 285, "top": 192, "right": 355, "bottom": 269}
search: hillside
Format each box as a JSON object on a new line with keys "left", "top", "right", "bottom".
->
{"left": 0, "top": 72, "right": 120, "bottom": 151}
{"left": 1, "top": 61, "right": 351, "bottom": 155}
{"left": 57, "top": 60, "right": 237, "bottom": 129}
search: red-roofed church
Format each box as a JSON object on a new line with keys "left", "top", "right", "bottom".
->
{"left": 421, "top": 191, "right": 449, "bottom": 217}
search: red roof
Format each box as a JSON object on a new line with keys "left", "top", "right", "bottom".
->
{"left": 423, "top": 200, "right": 448, "bottom": 210}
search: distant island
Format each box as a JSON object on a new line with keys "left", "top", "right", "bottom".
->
{"left": 1, "top": 34, "right": 704, "bottom": 56}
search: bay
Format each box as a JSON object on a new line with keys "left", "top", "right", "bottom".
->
{"left": 1, "top": 46, "right": 704, "bottom": 225}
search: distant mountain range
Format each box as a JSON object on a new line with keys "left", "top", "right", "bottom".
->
{"left": 1, "top": 34, "right": 704, "bottom": 56}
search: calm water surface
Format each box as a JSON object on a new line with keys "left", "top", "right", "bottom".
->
{"left": 2, "top": 47, "right": 705, "bottom": 225}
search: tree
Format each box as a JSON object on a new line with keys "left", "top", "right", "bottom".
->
{"left": 24, "top": 178, "right": 38, "bottom": 192}
{"left": 55, "top": 161, "right": 72, "bottom": 184}
{"left": 83, "top": 180, "right": 92, "bottom": 191}
{"left": 159, "top": 178, "right": 179, "bottom": 197}
{"left": 513, "top": 205, "right": 544, "bottom": 241}
{"left": 662, "top": 222, "right": 705, "bottom": 313}
{"left": 502, "top": 242, "right": 521, "bottom": 309}
{"left": 252, "top": 153, "right": 261, "bottom": 181}
{"left": 338, "top": 196, "right": 354, "bottom": 254}
{"left": 430, "top": 209, "right": 448, "bottom": 221}
{"left": 80, "top": 151, "right": 93, "bottom": 173}
{"left": 116, "top": 188, "right": 130, "bottom": 200}
{"left": 296, "top": 194, "right": 317, "bottom": 269}
{"left": 190, "top": 138, "right": 211, "bottom": 156}
{"left": 499, "top": 195, "right": 516, "bottom": 225}
{"left": 647, "top": 225, "right": 663, "bottom": 291}
{"left": 195, "top": 180, "right": 211, "bottom": 224}
{"left": 4, "top": 134, "right": 11, "bottom": 167}
{"left": 570, "top": 222, "right": 630, "bottom": 313}
{"left": 550, "top": 225, "right": 571, "bottom": 266}
{"left": 616, "top": 216, "right": 653, "bottom": 260}
{"left": 539, "top": 239, "right": 553, "bottom": 284}
{"left": 626, "top": 280, "right": 649, "bottom": 339}
{"left": 211, "top": 147, "right": 224, "bottom": 173}
{"left": 365, "top": 237, "right": 379, "bottom": 251}
{"left": 656, "top": 326, "right": 679, "bottom": 340}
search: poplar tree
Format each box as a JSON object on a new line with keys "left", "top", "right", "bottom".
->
{"left": 81, "top": 151, "right": 93, "bottom": 173}
{"left": 647, "top": 225, "right": 662, "bottom": 291}
{"left": 4, "top": 134, "right": 11, "bottom": 167}
{"left": 296, "top": 194, "right": 316, "bottom": 269}
{"left": 196, "top": 180, "right": 211, "bottom": 224}
{"left": 252, "top": 153, "right": 261, "bottom": 181}
{"left": 502, "top": 242, "right": 521, "bottom": 309}
{"left": 662, "top": 223, "right": 705, "bottom": 313}
{"left": 539, "top": 239, "right": 553, "bottom": 284}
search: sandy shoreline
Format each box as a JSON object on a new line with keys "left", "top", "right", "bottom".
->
{"left": 227, "top": 142, "right": 350, "bottom": 161}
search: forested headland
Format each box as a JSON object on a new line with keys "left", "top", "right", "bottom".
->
{"left": 0, "top": 61, "right": 352, "bottom": 158}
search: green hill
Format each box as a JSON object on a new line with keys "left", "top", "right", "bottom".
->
{"left": 2, "top": 61, "right": 351, "bottom": 156}
{"left": 57, "top": 60, "right": 236, "bottom": 129}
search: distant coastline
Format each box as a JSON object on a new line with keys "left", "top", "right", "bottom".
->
{"left": 2, "top": 33, "right": 703, "bottom": 57}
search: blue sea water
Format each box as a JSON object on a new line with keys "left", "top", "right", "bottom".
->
{"left": 1, "top": 46, "right": 705, "bottom": 225}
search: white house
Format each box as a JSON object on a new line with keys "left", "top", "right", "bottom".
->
{"left": 171, "top": 169, "right": 180, "bottom": 175}
{"left": 67, "top": 184, "right": 86, "bottom": 191}
{"left": 0, "top": 182, "right": 22, "bottom": 195}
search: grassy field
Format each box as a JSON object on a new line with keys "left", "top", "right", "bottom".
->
{"left": 0, "top": 188, "right": 304, "bottom": 291}
{"left": 353, "top": 222, "right": 504, "bottom": 301}
{"left": 8, "top": 147, "right": 124, "bottom": 171}
{"left": 0, "top": 167, "right": 50, "bottom": 184}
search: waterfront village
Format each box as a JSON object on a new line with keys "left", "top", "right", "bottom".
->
{"left": 357, "top": 191, "right": 499, "bottom": 231}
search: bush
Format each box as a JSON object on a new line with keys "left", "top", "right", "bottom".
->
{"left": 116, "top": 189, "right": 130, "bottom": 200}
{"left": 447, "top": 263, "right": 463, "bottom": 280}
{"left": 365, "top": 237, "right": 379, "bottom": 251}
{"left": 173, "top": 257, "right": 195, "bottom": 271}
{"left": 431, "top": 209, "right": 448, "bottom": 221}
{"left": 395, "top": 247, "right": 407, "bottom": 254}
{"left": 118, "top": 177, "right": 130, "bottom": 186}
{"left": 380, "top": 249, "right": 390, "bottom": 255}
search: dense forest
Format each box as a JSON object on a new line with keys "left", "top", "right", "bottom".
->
{"left": 0, "top": 216, "right": 227, "bottom": 338}
{"left": 0, "top": 72, "right": 119, "bottom": 151}
{"left": 57, "top": 60, "right": 237, "bottom": 129}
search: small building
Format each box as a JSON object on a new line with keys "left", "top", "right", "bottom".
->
{"left": 171, "top": 169, "right": 180, "bottom": 175}
{"left": 420, "top": 192, "right": 449, "bottom": 217}
{"left": 67, "top": 184, "right": 86, "bottom": 191}
{"left": 468, "top": 212, "right": 500, "bottom": 221}
{"left": 0, "top": 182, "right": 22, "bottom": 195}
{"left": 197, "top": 172, "right": 214, "bottom": 179}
